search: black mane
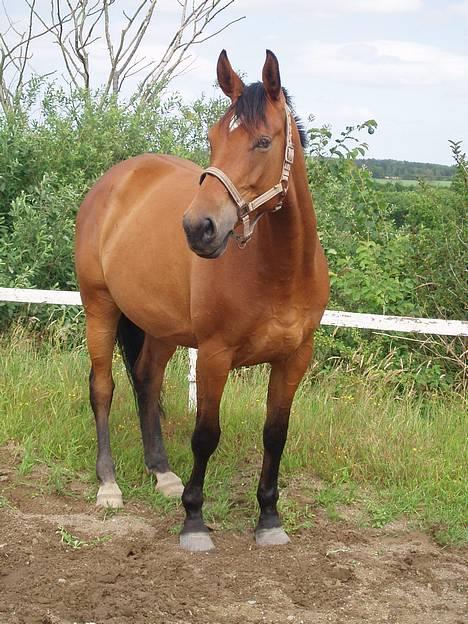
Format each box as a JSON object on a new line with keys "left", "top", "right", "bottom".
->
{"left": 231, "top": 82, "right": 307, "bottom": 149}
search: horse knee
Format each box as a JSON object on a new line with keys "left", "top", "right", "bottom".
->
{"left": 263, "top": 417, "right": 288, "bottom": 456}
{"left": 89, "top": 367, "right": 115, "bottom": 411}
{"left": 191, "top": 422, "right": 220, "bottom": 459}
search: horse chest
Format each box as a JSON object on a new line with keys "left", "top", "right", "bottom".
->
{"left": 234, "top": 308, "right": 310, "bottom": 366}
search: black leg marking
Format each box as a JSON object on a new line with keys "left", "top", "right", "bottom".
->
{"left": 256, "top": 412, "right": 289, "bottom": 532}
{"left": 181, "top": 422, "right": 220, "bottom": 535}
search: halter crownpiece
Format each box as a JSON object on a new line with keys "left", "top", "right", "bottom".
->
{"left": 199, "top": 105, "right": 295, "bottom": 248}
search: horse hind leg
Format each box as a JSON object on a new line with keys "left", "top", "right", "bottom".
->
{"left": 85, "top": 293, "right": 123, "bottom": 508}
{"left": 118, "top": 319, "right": 183, "bottom": 497}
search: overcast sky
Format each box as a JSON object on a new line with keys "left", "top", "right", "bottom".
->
{"left": 3, "top": 0, "right": 468, "bottom": 164}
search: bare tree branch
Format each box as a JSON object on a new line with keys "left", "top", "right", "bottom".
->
{"left": 16, "top": 0, "right": 36, "bottom": 92}
{"left": 138, "top": 1, "right": 245, "bottom": 102}
{"left": 0, "top": 0, "right": 73, "bottom": 113}
{"left": 1, "top": 0, "right": 244, "bottom": 111}
{"left": 103, "top": 0, "right": 157, "bottom": 97}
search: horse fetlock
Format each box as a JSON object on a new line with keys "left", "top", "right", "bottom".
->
{"left": 256, "top": 508, "right": 282, "bottom": 531}
{"left": 96, "top": 456, "right": 116, "bottom": 485}
{"left": 144, "top": 454, "right": 170, "bottom": 476}
{"left": 257, "top": 483, "right": 279, "bottom": 509}
{"left": 181, "top": 484, "right": 204, "bottom": 513}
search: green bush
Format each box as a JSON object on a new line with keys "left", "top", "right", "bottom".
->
{"left": 0, "top": 85, "right": 466, "bottom": 392}
{"left": 307, "top": 138, "right": 466, "bottom": 392}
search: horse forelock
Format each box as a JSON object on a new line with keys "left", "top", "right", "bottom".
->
{"left": 225, "top": 82, "right": 307, "bottom": 149}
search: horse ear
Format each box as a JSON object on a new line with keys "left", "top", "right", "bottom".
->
{"left": 217, "top": 50, "right": 244, "bottom": 102}
{"left": 262, "top": 49, "right": 282, "bottom": 101}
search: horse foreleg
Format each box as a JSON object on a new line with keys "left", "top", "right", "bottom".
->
{"left": 179, "top": 343, "right": 231, "bottom": 552}
{"left": 85, "top": 299, "right": 122, "bottom": 508}
{"left": 255, "top": 338, "right": 314, "bottom": 546}
{"left": 133, "top": 338, "right": 183, "bottom": 497}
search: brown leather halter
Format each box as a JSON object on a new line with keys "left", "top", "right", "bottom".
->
{"left": 199, "top": 106, "right": 295, "bottom": 248}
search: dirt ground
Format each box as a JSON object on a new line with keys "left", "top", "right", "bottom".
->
{"left": 0, "top": 450, "right": 466, "bottom": 624}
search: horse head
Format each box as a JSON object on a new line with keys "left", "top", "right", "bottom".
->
{"left": 183, "top": 49, "right": 294, "bottom": 258}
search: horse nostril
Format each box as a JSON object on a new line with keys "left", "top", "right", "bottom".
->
{"left": 202, "top": 217, "right": 216, "bottom": 242}
{"left": 183, "top": 214, "right": 217, "bottom": 248}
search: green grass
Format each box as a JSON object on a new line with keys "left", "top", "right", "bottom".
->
{"left": 0, "top": 330, "right": 466, "bottom": 546}
{"left": 56, "top": 525, "right": 111, "bottom": 549}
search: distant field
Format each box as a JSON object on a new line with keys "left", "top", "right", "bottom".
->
{"left": 374, "top": 178, "right": 452, "bottom": 187}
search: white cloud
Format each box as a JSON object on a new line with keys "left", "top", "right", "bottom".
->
{"left": 328, "top": 104, "right": 376, "bottom": 121}
{"left": 448, "top": 1, "right": 468, "bottom": 16}
{"left": 297, "top": 40, "right": 468, "bottom": 88}
{"left": 235, "top": 0, "right": 423, "bottom": 13}
{"left": 348, "top": 0, "right": 423, "bottom": 11}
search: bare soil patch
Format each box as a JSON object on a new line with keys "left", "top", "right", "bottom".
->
{"left": 0, "top": 449, "right": 466, "bottom": 624}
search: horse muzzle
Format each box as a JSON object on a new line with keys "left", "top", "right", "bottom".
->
{"left": 182, "top": 213, "right": 231, "bottom": 259}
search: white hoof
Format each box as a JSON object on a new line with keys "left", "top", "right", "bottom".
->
{"left": 96, "top": 482, "right": 123, "bottom": 508}
{"left": 179, "top": 532, "right": 215, "bottom": 552}
{"left": 155, "top": 471, "right": 184, "bottom": 497}
{"left": 255, "top": 527, "right": 291, "bottom": 546}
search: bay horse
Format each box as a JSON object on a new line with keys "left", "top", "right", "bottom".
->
{"left": 75, "top": 50, "right": 329, "bottom": 551}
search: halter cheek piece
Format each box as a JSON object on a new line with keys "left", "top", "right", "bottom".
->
{"left": 199, "top": 106, "right": 295, "bottom": 249}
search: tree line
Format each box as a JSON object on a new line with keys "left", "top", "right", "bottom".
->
{"left": 356, "top": 158, "right": 456, "bottom": 181}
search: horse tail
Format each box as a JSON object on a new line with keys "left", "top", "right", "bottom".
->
{"left": 116, "top": 314, "right": 145, "bottom": 399}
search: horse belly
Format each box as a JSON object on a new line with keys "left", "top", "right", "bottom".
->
{"left": 99, "top": 172, "right": 196, "bottom": 344}
{"left": 112, "top": 280, "right": 194, "bottom": 345}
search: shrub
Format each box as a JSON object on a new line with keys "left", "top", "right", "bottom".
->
{"left": 0, "top": 85, "right": 465, "bottom": 392}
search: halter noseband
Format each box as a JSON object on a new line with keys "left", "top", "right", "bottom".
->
{"left": 199, "top": 106, "right": 295, "bottom": 249}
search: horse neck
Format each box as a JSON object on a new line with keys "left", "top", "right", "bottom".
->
{"left": 256, "top": 131, "right": 317, "bottom": 283}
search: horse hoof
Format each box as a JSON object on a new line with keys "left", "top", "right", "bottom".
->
{"left": 96, "top": 483, "right": 123, "bottom": 508}
{"left": 179, "top": 532, "right": 215, "bottom": 552}
{"left": 155, "top": 471, "right": 184, "bottom": 497}
{"left": 255, "top": 527, "right": 291, "bottom": 546}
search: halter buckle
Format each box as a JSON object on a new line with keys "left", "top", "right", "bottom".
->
{"left": 237, "top": 202, "right": 251, "bottom": 218}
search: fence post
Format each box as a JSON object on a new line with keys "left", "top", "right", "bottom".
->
{"left": 188, "top": 348, "right": 197, "bottom": 412}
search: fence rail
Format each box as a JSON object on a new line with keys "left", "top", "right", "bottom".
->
{"left": 1, "top": 287, "right": 467, "bottom": 336}
{"left": 2, "top": 287, "right": 467, "bottom": 410}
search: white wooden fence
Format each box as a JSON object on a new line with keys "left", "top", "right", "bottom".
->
{"left": 1, "top": 287, "right": 467, "bottom": 409}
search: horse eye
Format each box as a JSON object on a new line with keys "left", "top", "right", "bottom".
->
{"left": 255, "top": 136, "right": 272, "bottom": 150}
